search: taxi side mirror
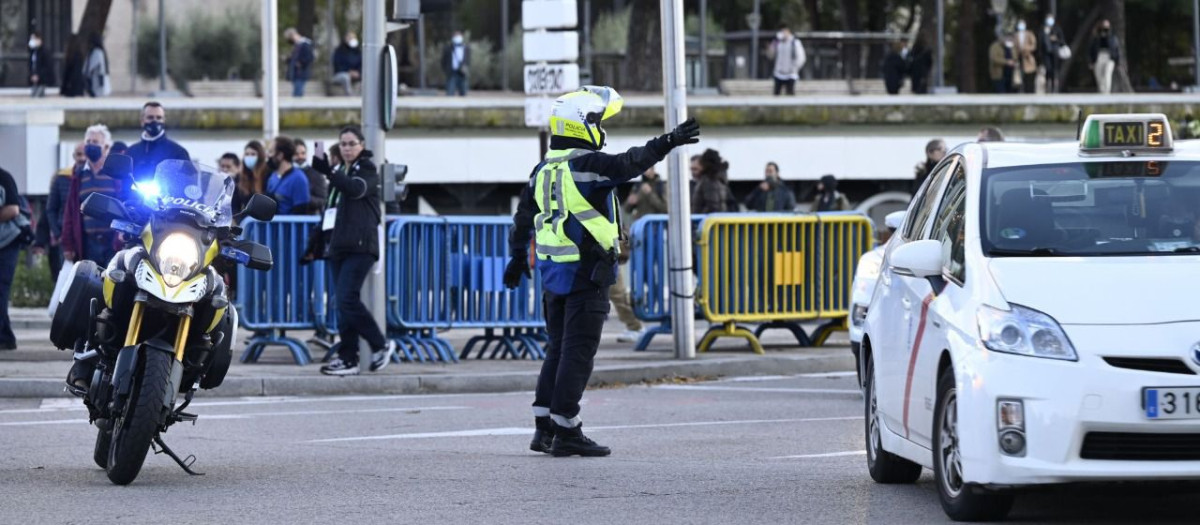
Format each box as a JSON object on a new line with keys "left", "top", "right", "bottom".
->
{"left": 891, "top": 239, "right": 947, "bottom": 294}
{"left": 891, "top": 239, "right": 943, "bottom": 278}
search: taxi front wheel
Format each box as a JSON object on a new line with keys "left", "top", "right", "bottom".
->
{"left": 934, "top": 368, "right": 1014, "bottom": 522}
{"left": 865, "top": 354, "right": 922, "bottom": 484}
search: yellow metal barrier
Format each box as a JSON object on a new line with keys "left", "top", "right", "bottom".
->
{"left": 696, "top": 213, "right": 873, "bottom": 353}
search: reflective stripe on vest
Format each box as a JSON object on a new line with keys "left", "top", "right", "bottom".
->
{"left": 532, "top": 149, "right": 619, "bottom": 262}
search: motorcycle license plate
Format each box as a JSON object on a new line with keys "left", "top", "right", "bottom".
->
{"left": 1143, "top": 387, "right": 1200, "bottom": 420}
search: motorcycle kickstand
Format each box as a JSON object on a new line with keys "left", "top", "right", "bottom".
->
{"left": 151, "top": 435, "right": 204, "bottom": 476}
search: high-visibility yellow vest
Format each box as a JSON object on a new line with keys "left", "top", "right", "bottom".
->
{"left": 533, "top": 149, "right": 619, "bottom": 263}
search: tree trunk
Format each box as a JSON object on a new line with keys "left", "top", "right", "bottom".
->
{"left": 865, "top": 0, "right": 888, "bottom": 78}
{"left": 624, "top": 0, "right": 661, "bottom": 92}
{"left": 1058, "top": 4, "right": 1102, "bottom": 93}
{"left": 1101, "top": 0, "right": 1133, "bottom": 92}
{"left": 62, "top": 0, "right": 114, "bottom": 97}
{"left": 804, "top": 0, "right": 821, "bottom": 30}
{"left": 840, "top": 0, "right": 863, "bottom": 80}
{"left": 953, "top": 0, "right": 978, "bottom": 92}
{"left": 298, "top": 0, "right": 317, "bottom": 42}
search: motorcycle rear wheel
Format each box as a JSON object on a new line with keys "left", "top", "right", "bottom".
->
{"left": 106, "top": 349, "right": 172, "bottom": 485}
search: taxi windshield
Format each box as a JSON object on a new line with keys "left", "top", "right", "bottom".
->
{"left": 982, "top": 161, "right": 1200, "bottom": 257}
{"left": 137, "top": 160, "right": 235, "bottom": 228}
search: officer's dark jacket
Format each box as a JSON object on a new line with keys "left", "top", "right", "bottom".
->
{"left": 323, "top": 151, "right": 382, "bottom": 259}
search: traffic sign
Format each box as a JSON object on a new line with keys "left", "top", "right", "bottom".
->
{"left": 524, "top": 64, "right": 580, "bottom": 95}
{"left": 523, "top": 31, "right": 579, "bottom": 62}
{"left": 525, "top": 97, "right": 555, "bottom": 128}
{"left": 522, "top": 0, "right": 578, "bottom": 30}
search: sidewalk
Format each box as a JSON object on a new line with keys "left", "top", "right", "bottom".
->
{"left": 0, "top": 313, "right": 855, "bottom": 398}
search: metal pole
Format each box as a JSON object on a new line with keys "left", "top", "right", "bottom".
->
{"left": 583, "top": 0, "right": 592, "bottom": 80}
{"left": 501, "top": 0, "right": 509, "bottom": 91}
{"left": 131, "top": 0, "right": 139, "bottom": 94}
{"left": 750, "top": 0, "right": 760, "bottom": 79}
{"left": 1194, "top": 0, "right": 1200, "bottom": 88}
{"left": 418, "top": 14, "right": 426, "bottom": 90}
{"left": 935, "top": 0, "right": 944, "bottom": 89}
{"left": 699, "top": 0, "right": 707, "bottom": 88}
{"left": 157, "top": 0, "right": 166, "bottom": 91}
{"left": 1051, "top": 0, "right": 1057, "bottom": 16}
{"left": 262, "top": 0, "right": 279, "bottom": 141}
{"left": 362, "top": 0, "right": 387, "bottom": 365}
{"left": 660, "top": 0, "right": 694, "bottom": 360}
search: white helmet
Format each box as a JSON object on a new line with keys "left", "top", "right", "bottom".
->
{"left": 548, "top": 86, "right": 624, "bottom": 148}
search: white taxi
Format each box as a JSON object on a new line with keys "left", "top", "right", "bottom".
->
{"left": 861, "top": 114, "right": 1200, "bottom": 521}
{"left": 849, "top": 211, "right": 905, "bottom": 385}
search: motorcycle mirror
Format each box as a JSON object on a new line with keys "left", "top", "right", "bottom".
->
{"left": 100, "top": 154, "right": 133, "bottom": 180}
{"left": 237, "top": 194, "right": 277, "bottom": 222}
{"left": 81, "top": 193, "right": 128, "bottom": 223}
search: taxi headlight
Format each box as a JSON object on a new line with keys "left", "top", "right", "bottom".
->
{"left": 977, "top": 304, "right": 1077, "bottom": 361}
{"left": 155, "top": 232, "right": 201, "bottom": 287}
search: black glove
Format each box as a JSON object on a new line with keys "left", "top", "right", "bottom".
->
{"left": 311, "top": 154, "right": 333, "bottom": 177}
{"left": 503, "top": 256, "right": 531, "bottom": 289}
{"left": 667, "top": 117, "right": 701, "bottom": 147}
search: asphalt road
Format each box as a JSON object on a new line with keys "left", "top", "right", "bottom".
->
{"left": 2, "top": 374, "right": 1198, "bottom": 524}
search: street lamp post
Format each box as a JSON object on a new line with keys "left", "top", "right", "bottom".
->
{"left": 1194, "top": 0, "right": 1200, "bottom": 89}
{"left": 262, "top": 0, "right": 279, "bottom": 141}
{"left": 157, "top": 0, "right": 167, "bottom": 91}
{"left": 749, "top": 0, "right": 761, "bottom": 79}
{"left": 935, "top": 0, "right": 944, "bottom": 89}
{"left": 362, "top": 0, "right": 388, "bottom": 367}
{"left": 660, "top": 0, "right": 695, "bottom": 360}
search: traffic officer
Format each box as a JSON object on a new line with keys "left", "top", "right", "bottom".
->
{"left": 504, "top": 86, "right": 700, "bottom": 457}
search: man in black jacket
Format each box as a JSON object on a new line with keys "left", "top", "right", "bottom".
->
{"left": 128, "top": 102, "right": 190, "bottom": 185}
{"left": 29, "top": 32, "right": 55, "bottom": 98}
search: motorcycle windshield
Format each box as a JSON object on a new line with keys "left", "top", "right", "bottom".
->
{"left": 139, "top": 160, "right": 235, "bottom": 228}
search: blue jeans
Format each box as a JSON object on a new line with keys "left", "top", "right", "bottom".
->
{"left": 83, "top": 233, "right": 116, "bottom": 267}
{"left": 0, "top": 242, "right": 20, "bottom": 347}
{"left": 330, "top": 254, "right": 386, "bottom": 365}
{"left": 446, "top": 72, "right": 467, "bottom": 97}
{"left": 292, "top": 79, "right": 307, "bottom": 97}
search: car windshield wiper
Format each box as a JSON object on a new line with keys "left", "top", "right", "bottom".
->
{"left": 1173, "top": 246, "right": 1200, "bottom": 253}
{"left": 987, "top": 247, "right": 1065, "bottom": 257}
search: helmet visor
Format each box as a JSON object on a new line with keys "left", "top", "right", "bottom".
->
{"left": 582, "top": 85, "right": 624, "bottom": 120}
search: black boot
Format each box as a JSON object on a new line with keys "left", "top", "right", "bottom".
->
{"left": 550, "top": 423, "right": 611, "bottom": 457}
{"left": 530, "top": 416, "right": 554, "bottom": 453}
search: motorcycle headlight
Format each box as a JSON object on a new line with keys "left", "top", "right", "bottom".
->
{"left": 977, "top": 304, "right": 1077, "bottom": 361}
{"left": 156, "top": 232, "right": 201, "bottom": 287}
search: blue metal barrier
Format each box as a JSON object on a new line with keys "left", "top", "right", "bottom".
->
{"left": 236, "top": 217, "right": 322, "bottom": 365}
{"left": 628, "top": 214, "right": 705, "bottom": 351}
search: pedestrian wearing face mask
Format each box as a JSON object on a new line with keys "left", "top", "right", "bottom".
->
{"left": 128, "top": 101, "right": 190, "bottom": 185}
{"left": 238, "top": 140, "right": 268, "bottom": 213}
{"left": 265, "top": 136, "right": 311, "bottom": 215}
{"left": 1014, "top": 20, "right": 1038, "bottom": 94}
{"left": 1089, "top": 19, "right": 1120, "bottom": 94}
{"left": 28, "top": 32, "right": 54, "bottom": 98}
{"left": 331, "top": 32, "right": 362, "bottom": 96}
{"left": 442, "top": 31, "right": 470, "bottom": 97}
{"left": 766, "top": 26, "right": 806, "bottom": 96}
{"left": 284, "top": 28, "right": 315, "bottom": 97}
{"left": 1041, "top": 15, "right": 1067, "bottom": 94}
{"left": 989, "top": 34, "right": 1017, "bottom": 93}
{"left": 40, "top": 142, "right": 85, "bottom": 280}
{"left": 744, "top": 162, "right": 796, "bottom": 212}
{"left": 293, "top": 138, "right": 329, "bottom": 214}
{"left": 62, "top": 125, "right": 119, "bottom": 265}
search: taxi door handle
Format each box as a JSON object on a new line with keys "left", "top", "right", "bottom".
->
{"left": 931, "top": 319, "right": 942, "bottom": 328}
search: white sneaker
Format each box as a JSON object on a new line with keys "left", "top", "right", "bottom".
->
{"left": 616, "top": 330, "right": 642, "bottom": 343}
{"left": 371, "top": 340, "right": 398, "bottom": 372}
{"left": 320, "top": 358, "right": 360, "bottom": 376}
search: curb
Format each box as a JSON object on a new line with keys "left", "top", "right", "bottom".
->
{"left": 0, "top": 353, "right": 855, "bottom": 398}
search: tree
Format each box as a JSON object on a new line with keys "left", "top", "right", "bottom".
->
{"left": 624, "top": 0, "right": 662, "bottom": 92}
{"left": 298, "top": 0, "right": 316, "bottom": 40}
{"left": 839, "top": 0, "right": 863, "bottom": 80}
{"left": 953, "top": 0, "right": 979, "bottom": 93}
{"left": 61, "top": 0, "right": 114, "bottom": 96}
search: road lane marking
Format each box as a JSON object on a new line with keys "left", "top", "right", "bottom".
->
{"left": 0, "top": 406, "right": 471, "bottom": 426}
{"left": 308, "top": 416, "right": 863, "bottom": 443}
{"left": 1, "top": 392, "right": 529, "bottom": 415}
{"left": 771, "top": 450, "right": 866, "bottom": 459}
{"left": 651, "top": 385, "right": 861, "bottom": 395}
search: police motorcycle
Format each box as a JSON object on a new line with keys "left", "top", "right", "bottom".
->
{"left": 50, "top": 156, "right": 276, "bottom": 485}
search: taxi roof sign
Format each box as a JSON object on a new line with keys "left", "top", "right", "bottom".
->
{"left": 1079, "top": 113, "right": 1173, "bottom": 154}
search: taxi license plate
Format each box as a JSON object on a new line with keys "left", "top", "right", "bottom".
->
{"left": 1143, "top": 387, "right": 1200, "bottom": 420}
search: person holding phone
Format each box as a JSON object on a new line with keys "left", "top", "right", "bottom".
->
{"left": 313, "top": 126, "right": 396, "bottom": 376}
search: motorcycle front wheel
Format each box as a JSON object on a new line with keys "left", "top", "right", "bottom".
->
{"left": 106, "top": 349, "right": 172, "bottom": 485}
